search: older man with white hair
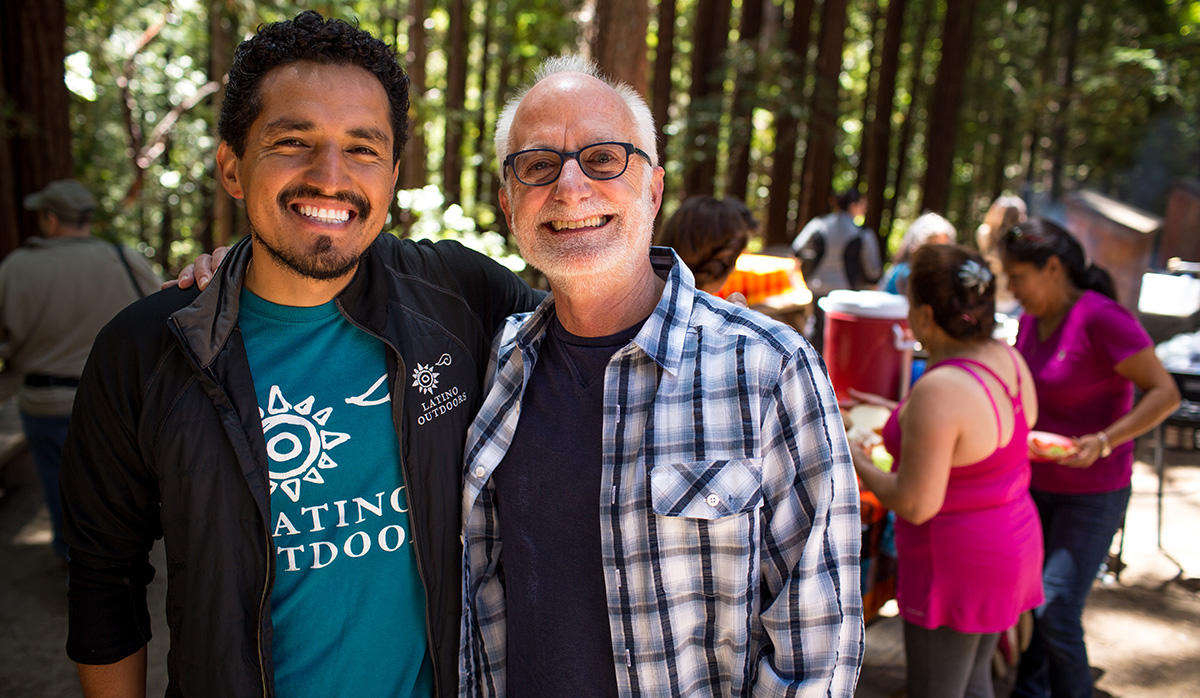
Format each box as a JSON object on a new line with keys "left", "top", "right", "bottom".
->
{"left": 459, "top": 56, "right": 864, "bottom": 697}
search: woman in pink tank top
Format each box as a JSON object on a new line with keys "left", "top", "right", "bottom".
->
{"left": 853, "top": 245, "right": 1044, "bottom": 698}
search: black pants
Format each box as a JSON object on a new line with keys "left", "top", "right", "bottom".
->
{"left": 904, "top": 621, "right": 999, "bottom": 698}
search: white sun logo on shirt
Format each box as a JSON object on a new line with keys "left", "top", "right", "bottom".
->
{"left": 261, "top": 385, "right": 351, "bottom": 503}
{"left": 411, "top": 363, "right": 439, "bottom": 395}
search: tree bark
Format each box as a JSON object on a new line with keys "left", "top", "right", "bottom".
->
{"left": 442, "top": 0, "right": 468, "bottom": 204}
{"left": 1049, "top": 0, "right": 1082, "bottom": 203}
{"left": 796, "top": 0, "right": 849, "bottom": 227}
{"left": 473, "top": 0, "right": 496, "bottom": 208}
{"left": 885, "top": 0, "right": 934, "bottom": 240}
{"left": 763, "top": 0, "right": 815, "bottom": 247}
{"left": 401, "top": 0, "right": 428, "bottom": 192}
{"left": 650, "top": 0, "right": 677, "bottom": 162}
{"left": 591, "top": 0, "right": 650, "bottom": 95}
{"left": 1022, "top": 4, "right": 1058, "bottom": 191}
{"left": 854, "top": 0, "right": 882, "bottom": 192}
{"left": 1, "top": 0, "right": 72, "bottom": 257}
{"left": 209, "top": 0, "right": 236, "bottom": 248}
{"left": 919, "top": 0, "right": 979, "bottom": 214}
{"left": 680, "top": 0, "right": 733, "bottom": 198}
{"left": 863, "top": 0, "right": 907, "bottom": 242}
{"left": 724, "top": 0, "right": 765, "bottom": 201}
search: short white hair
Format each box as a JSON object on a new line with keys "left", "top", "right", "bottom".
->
{"left": 902, "top": 212, "right": 957, "bottom": 254}
{"left": 493, "top": 55, "right": 658, "bottom": 171}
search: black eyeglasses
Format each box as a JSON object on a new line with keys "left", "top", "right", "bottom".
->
{"left": 503, "top": 141, "right": 652, "bottom": 186}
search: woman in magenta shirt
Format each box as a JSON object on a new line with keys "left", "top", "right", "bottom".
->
{"left": 853, "top": 244, "right": 1044, "bottom": 698}
{"left": 999, "top": 218, "right": 1179, "bottom": 698}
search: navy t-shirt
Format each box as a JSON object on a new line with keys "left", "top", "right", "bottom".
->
{"left": 492, "top": 314, "right": 643, "bottom": 696}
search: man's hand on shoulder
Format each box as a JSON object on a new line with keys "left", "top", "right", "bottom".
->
{"left": 162, "top": 246, "right": 231, "bottom": 291}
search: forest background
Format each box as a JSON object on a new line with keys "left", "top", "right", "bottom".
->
{"left": 2, "top": 0, "right": 1198, "bottom": 278}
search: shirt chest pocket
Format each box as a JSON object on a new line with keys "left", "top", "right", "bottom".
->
{"left": 649, "top": 458, "right": 764, "bottom": 519}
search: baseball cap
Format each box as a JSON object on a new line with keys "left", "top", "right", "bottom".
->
{"left": 23, "top": 179, "right": 96, "bottom": 218}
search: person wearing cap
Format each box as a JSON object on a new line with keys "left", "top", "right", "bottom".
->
{"left": 0, "top": 178, "right": 159, "bottom": 558}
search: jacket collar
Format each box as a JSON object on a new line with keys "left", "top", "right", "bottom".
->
{"left": 170, "top": 235, "right": 393, "bottom": 369}
{"left": 513, "top": 246, "right": 694, "bottom": 375}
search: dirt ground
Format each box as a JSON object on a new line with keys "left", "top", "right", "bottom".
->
{"left": 1, "top": 397, "right": 1198, "bottom": 696}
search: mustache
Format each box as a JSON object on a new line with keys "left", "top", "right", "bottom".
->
{"left": 277, "top": 185, "right": 371, "bottom": 220}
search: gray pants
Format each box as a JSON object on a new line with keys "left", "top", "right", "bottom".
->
{"left": 904, "top": 621, "right": 999, "bottom": 698}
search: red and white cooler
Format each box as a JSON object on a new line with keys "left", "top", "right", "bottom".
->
{"left": 817, "top": 290, "right": 913, "bottom": 402}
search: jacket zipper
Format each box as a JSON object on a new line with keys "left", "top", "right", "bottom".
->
{"left": 170, "top": 315, "right": 274, "bottom": 696}
{"left": 258, "top": 509, "right": 273, "bottom": 696}
{"left": 338, "top": 304, "right": 442, "bottom": 697}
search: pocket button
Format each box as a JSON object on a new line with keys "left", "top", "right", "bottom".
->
{"left": 706, "top": 493, "right": 721, "bottom": 507}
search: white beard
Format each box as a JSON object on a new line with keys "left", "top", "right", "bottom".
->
{"left": 510, "top": 178, "right": 656, "bottom": 289}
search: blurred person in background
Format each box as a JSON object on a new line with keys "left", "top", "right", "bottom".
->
{"left": 880, "top": 212, "right": 956, "bottom": 296}
{"left": 999, "top": 218, "right": 1179, "bottom": 698}
{"left": 0, "top": 179, "right": 158, "bottom": 559}
{"left": 655, "top": 195, "right": 753, "bottom": 295}
{"left": 792, "top": 188, "right": 882, "bottom": 351}
{"left": 853, "top": 244, "right": 1044, "bottom": 698}
{"left": 976, "top": 195, "right": 1027, "bottom": 314}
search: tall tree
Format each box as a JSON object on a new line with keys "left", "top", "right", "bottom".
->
{"left": 724, "top": 0, "right": 765, "bottom": 201}
{"left": 1, "top": 0, "right": 72, "bottom": 257}
{"left": 1023, "top": 4, "right": 1058, "bottom": 192}
{"left": 796, "top": 0, "right": 850, "bottom": 226}
{"left": 650, "top": 0, "right": 677, "bottom": 162}
{"left": 764, "top": 0, "right": 815, "bottom": 246}
{"left": 1049, "top": 0, "right": 1083, "bottom": 202}
{"left": 591, "top": 0, "right": 650, "bottom": 94}
{"left": 854, "top": 0, "right": 882, "bottom": 192}
{"left": 473, "top": 0, "right": 497, "bottom": 208}
{"left": 209, "top": 0, "right": 236, "bottom": 248}
{"left": 401, "top": 0, "right": 428, "bottom": 191}
{"left": 863, "top": 0, "right": 907, "bottom": 239}
{"left": 442, "top": 0, "right": 468, "bottom": 204}
{"left": 919, "top": 0, "right": 979, "bottom": 214}
{"left": 680, "top": 0, "right": 733, "bottom": 197}
{"left": 885, "top": 0, "right": 935, "bottom": 239}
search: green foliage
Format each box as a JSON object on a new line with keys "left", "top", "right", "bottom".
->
{"left": 55, "top": 0, "right": 1200, "bottom": 275}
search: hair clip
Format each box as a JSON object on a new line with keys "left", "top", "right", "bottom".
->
{"left": 958, "top": 259, "right": 993, "bottom": 294}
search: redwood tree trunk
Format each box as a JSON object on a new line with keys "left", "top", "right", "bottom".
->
{"left": 680, "top": 0, "right": 732, "bottom": 198}
{"left": 854, "top": 0, "right": 882, "bottom": 192}
{"left": 863, "top": 0, "right": 907, "bottom": 242}
{"left": 1, "top": 0, "right": 72, "bottom": 258}
{"left": 591, "top": 0, "right": 650, "bottom": 95}
{"left": 919, "top": 0, "right": 979, "bottom": 214}
{"left": 209, "top": 0, "right": 236, "bottom": 248}
{"left": 473, "top": 0, "right": 496, "bottom": 208}
{"left": 650, "top": 0, "right": 677, "bottom": 162}
{"left": 1049, "top": 0, "right": 1083, "bottom": 203}
{"left": 1023, "top": 5, "right": 1058, "bottom": 191}
{"left": 763, "top": 0, "right": 815, "bottom": 246}
{"left": 401, "top": 0, "right": 428, "bottom": 192}
{"left": 724, "top": 0, "right": 765, "bottom": 201}
{"left": 796, "top": 0, "right": 849, "bottom": 227}
{"left": 442, "top": 0, "right": 468, "bottom": 204}
{"left": 885, "top": 0, "right": 934, "bottom": 240}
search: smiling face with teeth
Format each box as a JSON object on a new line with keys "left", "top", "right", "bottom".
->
{"left": 217, "top": 61, "right": 399, "bottom": 304}
{"left": 498, "top": 73, "right": 664, "bottom": 285}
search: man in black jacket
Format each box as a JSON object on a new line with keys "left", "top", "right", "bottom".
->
{"left": 59, "top": 12, "right": 538, "bottom": 697}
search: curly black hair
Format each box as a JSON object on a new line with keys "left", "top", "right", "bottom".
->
{"left": 217, "top": 10, "right": 409, "bottom": 164}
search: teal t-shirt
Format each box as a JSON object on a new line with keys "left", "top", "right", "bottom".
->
{"left": 239, "top": 289, "right": 433, "bottom": 697}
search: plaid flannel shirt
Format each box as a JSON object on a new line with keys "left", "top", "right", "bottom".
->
{"left": 460, "top": 248, "right": 863, "bottom": 696}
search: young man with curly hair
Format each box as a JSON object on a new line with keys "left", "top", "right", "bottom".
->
{"left": 59, "top": 12, "right": 538, "bottom": 696}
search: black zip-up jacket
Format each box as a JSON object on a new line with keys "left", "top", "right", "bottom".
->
{"left": 61, "top": 233, "right": 540, "bottom": 696}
